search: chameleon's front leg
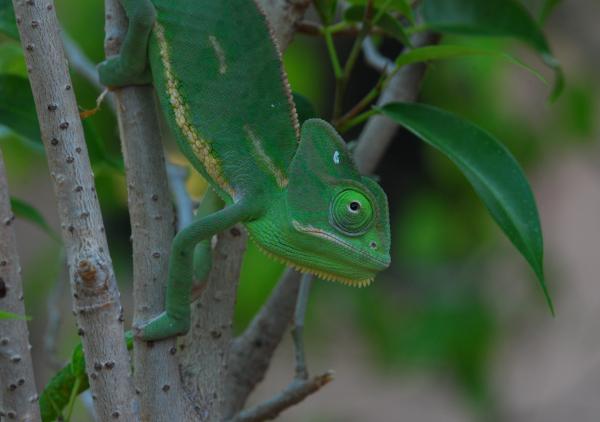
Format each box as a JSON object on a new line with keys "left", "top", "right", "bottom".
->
{"left": 98, "top": 0, "right": 155, "bottom": 86}
{"left": 138, "top": 200, "right": 258, "bottom": 341}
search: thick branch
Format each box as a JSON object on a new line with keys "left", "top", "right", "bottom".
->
{"left": 103, "top": 1, "right": 197, "bottom": 420}
{"left": 228, "top": 372, "right": 334, "bottom": 422}
{"left": 0, "top": 149, "right": 41, "bottom": 422}
{"left": 180, "top": 226, "right": 248, "bottom": 421}
{"left": 11, "top": 0, "right": 138, "bottom": 419}
{"left": 223, "top": 269, "right": 302, "bottom": 417}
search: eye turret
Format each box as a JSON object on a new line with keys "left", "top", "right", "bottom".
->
{"left": 330, "top": 189, "right": 374, "bottom": 235}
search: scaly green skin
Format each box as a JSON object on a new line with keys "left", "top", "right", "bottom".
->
{"left": 98, "top": 0, "right": 391, "bottom": 341}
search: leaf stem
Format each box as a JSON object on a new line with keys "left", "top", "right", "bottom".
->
{"left": 323, "top": 27, "right": 343, "bottom": 78}
{"left": 332, "top": 0, "right": 375, "bottom": 120}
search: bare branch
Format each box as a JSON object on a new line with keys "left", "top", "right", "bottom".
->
{"left": 227, "top": 372, "right": 334, "bottom": 422}
{"left": 11, "top": 0, "right": 138, "bottom": 419}
{"left": 291, "top": 274, "right": 313, "bottom": 380}
{"left": 362, "top": 36, "right": 395, "bottom": 75}
{"left": 224, "top": 269, "right": 302, "bottom": 417}
{"left": 179, "top": 226, "right": 247, "bottom": 421}
{"left": 354, "top": 31, "right": 439, "bottom": 174}
{"left": 103, "top": 0, "right": 198, "bottom": 420}
{"left": 0, "top": 149, "right": 41, "bottom": 422}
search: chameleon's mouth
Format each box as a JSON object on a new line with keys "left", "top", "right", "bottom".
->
{"left": 249, "top": 235, "right": 375, "bottom": 287}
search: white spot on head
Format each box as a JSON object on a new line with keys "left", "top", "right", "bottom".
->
{"left": 270, "top": 103, "right": 275, "bottom": 108}
{"left": 333, "top": 150, "right": 340, "bottom": 164}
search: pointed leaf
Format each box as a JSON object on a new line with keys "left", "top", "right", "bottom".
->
{"left": 313, "top": 0, "right": 338, "bottom": 24}
{"left": 0, "top": 0, "right": 18, "bottom": 39}
{"left": 394, "top": 44, "right": 547, "bottom": 85}
{"left": 380, "top": 102, "right": 553, "bottom": 312}
{"left": 420, "top": 0, "right": 563, "bottom": 99}
{"left": 10, "top": 197, "right": 60, "bottom": 241}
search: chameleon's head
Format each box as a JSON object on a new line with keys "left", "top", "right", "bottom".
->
{"left": 249, "top": 119, "right": 391, "bottom": 286}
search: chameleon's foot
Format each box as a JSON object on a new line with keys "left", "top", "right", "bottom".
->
{"left": 135, "top": 311, "right": 190, "bottom": 341}
{"left": 98, "top": 57, "right": 152, "bottom": 88}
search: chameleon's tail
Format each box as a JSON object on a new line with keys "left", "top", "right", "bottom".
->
{"left": 39, "top": 332, "right": 133, "bottom": 421}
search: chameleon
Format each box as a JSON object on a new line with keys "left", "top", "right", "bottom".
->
{"left": 98, "top": 0, "right": 391, "bottom": 341}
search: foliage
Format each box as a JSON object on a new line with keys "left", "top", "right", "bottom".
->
{"left": 0, "top": 0, "right": 567, "bottom": 418}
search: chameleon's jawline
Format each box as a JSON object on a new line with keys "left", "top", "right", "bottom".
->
{"left": 249, "top": 235, "right": 374, "bottom": 288}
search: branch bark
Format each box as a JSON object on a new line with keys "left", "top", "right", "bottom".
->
{"left": 228, "top": 372, "right": 334, "bottom": 422}
{"left": 179, "top": 226, "right": 247, "bottom": 421}
{"left": 0, "top": 149, "right": 41, "bottom": 422}
{"left": 255, "top": 0, "right": 311, "bottom": 49}
{"left": 224, "top": 269, "right": 302, "bottom": 417}
{"left": 103, "top": 1, "right": 198, "bottom": 420}
{"left": 11, "top": 0, "right": 138, "bottom": 419}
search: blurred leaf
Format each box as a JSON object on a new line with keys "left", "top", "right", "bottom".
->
{"left": 0, "top": 74, "right": 43, "bottom": 152}
{"left": 380, "top": 102, "right": 553, "bottom": 313}
{"left": 293, "top": 92, "right": 318, "bottom": 123}
{"left": 0, "top": 42, "right": 26, "bottom": 76}
{"left": 345, "top": 5, "right": 411, "bottom": 45}
{"left": 10, "top": 197, "right": 59, "bottom": 241}
{"left": 395, "top": 44, "right": 546, "bottom": 85}
{"left": 539, "top": 0, "right": 562, "bottom": 24}
{"left": 420, "top": 0, "right": 563, "bottom": 99}
{"left": 0, "top": 0, "right": 18, "bottom": 39}
{"left": 313, "top": 0, "right": 338, "bottom": 25}
{"left": 0, "top": 310, "right": 31, "bottom": 320}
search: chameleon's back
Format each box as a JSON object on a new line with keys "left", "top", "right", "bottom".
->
{"left": 148, "top": 0, "right": 299, "bottom": 202}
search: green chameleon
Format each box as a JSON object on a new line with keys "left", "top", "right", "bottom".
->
{"left": 97, "top": 0, "right": 391, "bottom": 341}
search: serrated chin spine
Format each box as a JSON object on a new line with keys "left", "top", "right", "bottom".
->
{"left": 249, "top": 233, "right": 373, "bottom": 288}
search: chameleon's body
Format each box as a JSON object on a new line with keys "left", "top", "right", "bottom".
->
{"left": 98, "top": 0, "right": 391, "bottom": 340}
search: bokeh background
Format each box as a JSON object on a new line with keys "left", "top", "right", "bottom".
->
{"left": 2, "top": 0, "right": 599, "bottom": 420}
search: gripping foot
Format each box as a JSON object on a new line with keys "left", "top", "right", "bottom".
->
{"left": 135, "top": 311, "right": 190, "bottom": 341}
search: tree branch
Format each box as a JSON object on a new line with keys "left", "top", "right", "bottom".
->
{"left": 255, "top": 0, "right": 311, "bottom": 49}
{"left": 354, "top": 31, "right": 439, "bottom": 174}
{"left": 179, "top": 226, "right": 247, "bottom": 421}
{"left": 223, "top": 269, "right": 302, "bottom": 418}
{"left": 0, "top": 149, "right": 41, "bottom": 422}
{"left": 11, "top": 0, "right": 138, "bottom": 419}
{"left": 103, "top": 1, "right": 198, "bottom": 420}
{"left": 227, "top": 372, "right": 334, "bottom": 422}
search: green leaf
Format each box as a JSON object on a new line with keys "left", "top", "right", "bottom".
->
{"left": 0, "top": 74, "right": 43, "bottom": 153}
{"left": 344, "top": 5, "right": 411, "bottom": 46}
{"left": 10, "top": 197, "right": 60, "bottom": 241}
{"left": 0, "top": 310, "right": 31, "bottom": 320}
{"left": 0, "top": 0, "right": 18, "bottom": 39}
{"left": 420, "top": 0, "right": 563, "bottom": 100}
{"left": 380, "top": 102, "right": 553, "bottom": 313}
{"left": 394, "top": 44, "right": 547, "bottom": 86}
{"left": 313, "top": 0, "right": 338, "bottom": 25}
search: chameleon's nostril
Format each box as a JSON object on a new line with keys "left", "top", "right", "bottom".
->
{"left": 370, "top": 242, "right": 377, "bottom": 249}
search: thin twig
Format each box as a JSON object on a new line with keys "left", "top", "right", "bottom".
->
{"left": 224, "top": 269, "right": 303, "bottom": 418}
{"left": 12, "top": 0, "right": 138, "bottom": 419}
{"left": 103, "top": 0, "right": 197, "bottom": 419}
{"left": 0, "top": 149, "right": 41, "bottom": 422}
{"left": 227, "top": 372, "right": 334, "bottom": 422}
{"left": 362, "top": 36, "right": 395, "bottom": 74}
{"left": 292, "top": 274, "right": 313, "bottom": 380}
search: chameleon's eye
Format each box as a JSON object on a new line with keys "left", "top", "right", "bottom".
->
{"left": 331, "top": 189, "right": 374, "bottom": 235}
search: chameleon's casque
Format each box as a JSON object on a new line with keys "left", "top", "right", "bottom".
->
{"left": 98, "top": 0, "right": 391, "bottom": 340}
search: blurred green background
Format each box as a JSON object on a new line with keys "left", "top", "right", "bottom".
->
{"left": 2, "top": 0, "right": 599, "bottom": 421}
